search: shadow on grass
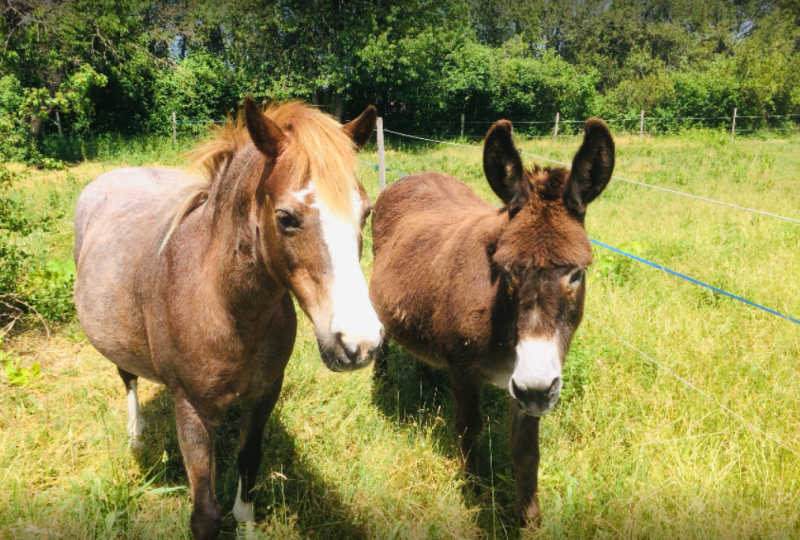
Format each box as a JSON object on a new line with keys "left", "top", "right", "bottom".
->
{"left": 136, "top": 386, "right": 367, "bottom": 539}
{"left": 370, "top": 341, "right": 524, "bottom": 538}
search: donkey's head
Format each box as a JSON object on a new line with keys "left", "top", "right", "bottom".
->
{"left": 484, "top": 119, "right": 614, "bottom": 416}
{"left": 243, "top": 97, "right": 384, "bottom": 372}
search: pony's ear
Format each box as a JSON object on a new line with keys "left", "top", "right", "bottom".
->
{"left": 483, "top": 120, "right": 530, "bottom": 214}
{"left": 563, "top": 118, "right": 614, "bottom": 217}
{"left": 244, "top": 96, "right": 284, "bottom": 161}
{"left": 343, "top": 105, "right": 377, "bottom": 150}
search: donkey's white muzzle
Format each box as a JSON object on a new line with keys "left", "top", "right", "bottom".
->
{"left": 508, "top": 338, "right": 563, "bottom": 416}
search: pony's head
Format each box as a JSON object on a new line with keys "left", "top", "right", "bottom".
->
{"left": 242, "top": 97, "right": 384, "bottom": 371}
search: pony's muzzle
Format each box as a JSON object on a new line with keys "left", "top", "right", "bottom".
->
{"left": 320, "top": 326, "right": 384, "bottom": 372}
{"left": 337, "top": 326, "right": 384, "bottom": 366}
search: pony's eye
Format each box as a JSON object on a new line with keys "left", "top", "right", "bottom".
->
{"left": 276, "top": 210, "right": 300, "bottom": 230}
{"left": 569, "top": 269, "right": 584, "bottom": 287}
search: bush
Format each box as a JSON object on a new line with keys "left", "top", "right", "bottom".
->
{"left": 0, "top": 163, "right": 75, "bottom": 323}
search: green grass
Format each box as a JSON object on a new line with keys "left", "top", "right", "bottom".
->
{"left": 1, "top": 129, "right": 799, "bottom": 539}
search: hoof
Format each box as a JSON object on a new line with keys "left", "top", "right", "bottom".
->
{"left": 128, "top": 436, "right": 145, "bottom": 453}
{"left": 515, "top": 501, "right": 541, "bottom": 527}
{"left": 235, "top": 521, "right": 258, "bottom": 540}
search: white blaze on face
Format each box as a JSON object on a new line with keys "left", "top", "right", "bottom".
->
{"left": 309, "top": 182, "right": 384, "bottom": 353}
{"left": 509, "top": 337, "right": 563, "bottom": 412}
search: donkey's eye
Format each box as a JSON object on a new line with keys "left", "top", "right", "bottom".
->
{"left": 569, "top": 269, "right": 584, "bottom": 287}
{"left": 276, "top": 210, "right": 300, "bottom": 230}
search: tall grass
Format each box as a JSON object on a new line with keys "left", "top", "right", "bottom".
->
{"left": 1, "top": 130, "right": 799, "bottom": 538}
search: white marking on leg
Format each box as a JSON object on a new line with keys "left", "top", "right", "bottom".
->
{"left": 126, "top": 380, "right": 146, "bottom": 450}
{"left": 233, "top": 478, "right": 255, "bottom": 523}
{"left": 311, "top": 183, "right": 383, "bottom": 352}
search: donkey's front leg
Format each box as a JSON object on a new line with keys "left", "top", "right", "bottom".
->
{"left": 175, "top": 394, "right": 222, "bottom": 540}
{"left": 234, "top": 375, "right": 284, "bottom": 524}
{"left": 510, "top": 400, "right": 541, "bottom": 525}
{"left": 448, "top": 368, "right": 484, "bottom": 476}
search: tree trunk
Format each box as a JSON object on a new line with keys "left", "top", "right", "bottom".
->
{"left": 334, "top": 92, "right": 342, "bottom": 122}
{"left": 312, "top": 87, "right": 319, "bottom": 106}
{"left": 29, "top": 115, "right": 43, "bottom": 137}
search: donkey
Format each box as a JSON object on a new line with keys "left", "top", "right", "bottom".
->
{"left": 369, "top": 119, "right": 614, "bottom": 522}
{"left": 73, "top": 98, "right": 384, "bottom": 539}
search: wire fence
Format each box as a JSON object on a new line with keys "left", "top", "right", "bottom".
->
{"left": 382, "top": 128, "right": 800, "bottom": 225}
{"left": 171, "top": 111, "right": 800, "bottom": 141}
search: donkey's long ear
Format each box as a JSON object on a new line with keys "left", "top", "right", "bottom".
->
{"left": 343, "top": 105, "right": 377, "bottom": 150}
{"left": 483, "top": 120, "right": 529, "bottom": 214}
{"left": 244, "top": 96, "right": 284, "bottom": 161}
{"left": 563, "top": 119, "right": 614, "bottom": 217}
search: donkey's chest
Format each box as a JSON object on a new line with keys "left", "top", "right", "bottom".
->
{"left": 480, "top": 354, "right": 515, "bottom": 390}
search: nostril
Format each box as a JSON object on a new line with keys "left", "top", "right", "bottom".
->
{"left": 547, "top": 377, "right": 561, "bottom": 396}
{"left": 344, "top": 342, "right": 359, "bottom": 359}
{"left": 334, "top": 331, "right": 346, "bottom": 348}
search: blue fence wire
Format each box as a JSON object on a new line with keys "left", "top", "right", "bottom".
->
{"left": 589, "top": 240, "right": 799, "bottom": 325}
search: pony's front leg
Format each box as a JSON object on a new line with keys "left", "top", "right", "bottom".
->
{"left": 234, "top": 374, "right": 284, "bottom": 525}
{"left": 175, "top": 394, "right": 222, "bottom": 540}
{"left": 510, "top": 400, "right": 541, "bottom": 525}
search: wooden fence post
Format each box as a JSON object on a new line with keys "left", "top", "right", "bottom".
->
{"left": 553, "top": 112, "right": 559, "bottom": 141}
{"left": 377, "top": 117, "right": 386, "bottom": 192}
{"left": 730, "top": 108, "right": 737, "bottom": 142}
{"left": 172, "top": 111, "right": 177, "bottom": 145}
{"left": 639, "top": 109, "right": 644, "bottom": 140}
{"left": 461, "top": 113, "right": 465, "bottom": 138}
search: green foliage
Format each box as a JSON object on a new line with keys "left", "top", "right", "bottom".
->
{"left": 1, "top": 342, "right": 42, "bottom": 387}
{"left": 0, "top": 162, "right": 75, "bottom": 321}
{"left": 27, "top": 258, "right": 77, "bottom": 321}
{"left": 593, "top": 240, "right": 649, "bottom": 285}
{"left": 1, "top": 0, "right": 799, "bottom": 155}
{"left": 0, "top": 165, "right": 34, "bottom": 296}
{"left": 149, "top": 53, "right": 239, "bottom": 136}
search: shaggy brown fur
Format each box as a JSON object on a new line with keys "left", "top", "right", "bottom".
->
{"left": 73, "top": 97, "right": 380, "bottom": 540}
{"left": 370, "top": 118, "right": 614, "bottom": 524}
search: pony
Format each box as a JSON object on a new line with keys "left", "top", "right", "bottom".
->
{"left": 369, "top": 119, "right": 614, "bottom": 522}
{"left": 73, "top": 97, "right": 383, "bottom": 539}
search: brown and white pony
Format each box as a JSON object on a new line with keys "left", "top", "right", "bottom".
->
{"left": 369, "top": 119, "right": 614, "bottom": 523}
{"left": 73, "top": 98, "right": 383, "bottom": 539}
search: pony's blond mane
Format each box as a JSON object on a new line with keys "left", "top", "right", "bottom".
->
{"left": 161, "top": 102, "right": 358, "bottom": 252}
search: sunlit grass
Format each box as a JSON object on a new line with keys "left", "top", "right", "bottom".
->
{"left": 1, "top": 130, "right": 799, "bottom": 538}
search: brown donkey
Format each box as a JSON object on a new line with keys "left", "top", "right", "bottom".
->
{"left": 370, "top": 119, "right": 614, "bottom": 522}
{"left": 73, "top": 98, "right": 383, "bottom": 539}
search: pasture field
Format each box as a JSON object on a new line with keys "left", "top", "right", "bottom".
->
{"left": 1, "top": 129, "right": 799, "bottom": 539}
